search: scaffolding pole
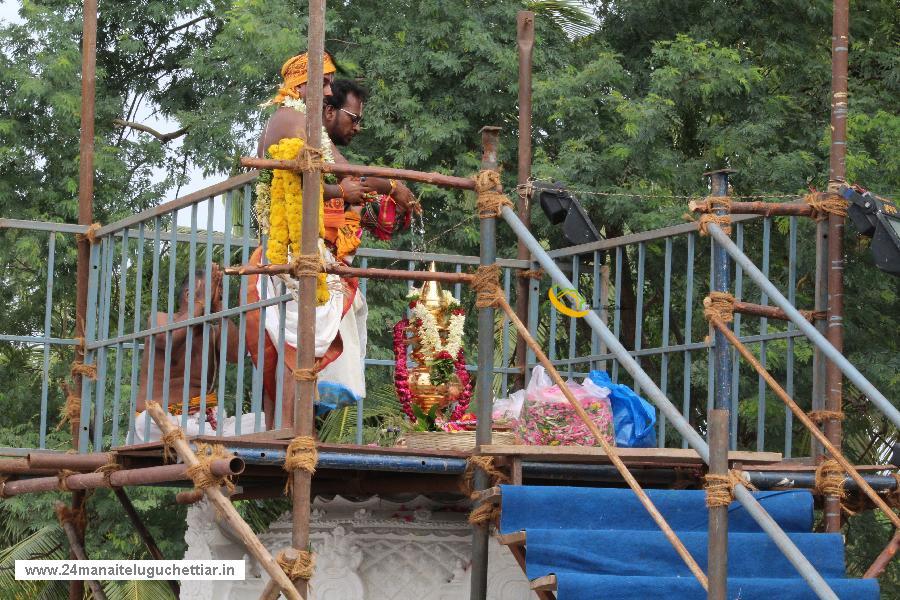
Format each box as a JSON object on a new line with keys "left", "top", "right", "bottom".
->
{"left": 824, "top": 0, "right": 850, "bottom": 534}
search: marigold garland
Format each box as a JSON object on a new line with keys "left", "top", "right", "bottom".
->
{"left": 265, "top": 137, "right": 329, "bottom": 304}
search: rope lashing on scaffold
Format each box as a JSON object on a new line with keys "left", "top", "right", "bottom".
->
{"left": 291, "top": 253, "right": 324, "bottom": 279}
{"left": 703, "top": 292, "right": 736, "bottom": 325}
{"left": 55, "top": 501, "right": 87, "bottom": 532}
{"left": 815, "top": 458, "right": 846, "bottom": 500}
{"left": 76, "top": 223, "right": 102, "bottom": 246}
{"left": 697, "top": 196, "right": 732, "bottom": 236}
{"left": 161, "top": 428, "right": 186, "bottom": 464}
{"left": 808, "top": 410, "right": 846, "bottom": 424}
{"left": 293, "top": 368, "right": 318, "bottom": 382}
{"left": 56, "top": 469, "right": 79, "bottom": 493}
{"left": 57, "top": 382, "right": 82, "bottom": 431}
{"left": 276, "top": 549, "right": 315, "bottom": 581}
{"left": 704, "top": 470, "right": 755, "bottom": 508}
{"left": 295, "top": 146, "right": 326, "bottom": 173}
{"left": 470, "top": 264, "right": 504, "bottom": 309}
{"left": 95, "top": 457, "right": 122, "bottom": 487}
{"left": 805, "top": 192, "right": 849, "bottom": 221}
{"left": 474, "top": 170, "right": 514, "bottom": 219}
{"left": 518, "top": 268, "right": 545, "bottom": 280}
{"left": 69, "top": 334, "right": 97, "bottom": 388}
{"left": 186, "top": 443, "right": 236, "bottom": 494}
{"left": 462, "top": 456, "right": 509, "bottom": 528}
{"left": 284, "top": 436, "right": 318, "bottom": 495}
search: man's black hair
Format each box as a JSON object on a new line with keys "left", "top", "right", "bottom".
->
{"left": 325, "top": 79, "right": 368, "bottom": 109}
{"left": 178, "top": 269, "right": 207, "bottom": 307}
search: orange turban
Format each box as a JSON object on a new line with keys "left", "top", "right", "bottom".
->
{"left": 272, "top": 52, "right": 337, "bottom": 104}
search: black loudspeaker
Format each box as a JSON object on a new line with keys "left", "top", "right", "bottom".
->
{"left": 843, "top": 185, "right": 900, "bottom": 276}
{"left": 532, "top": 182, "right": 603, "bottom": 249}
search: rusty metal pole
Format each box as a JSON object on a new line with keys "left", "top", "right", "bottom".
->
{"left": 470, "top": 126, "right": 501, "bottom": 600}
{"left": 513, "top": 11, "right": 535, "bottom": 390}
{"left": 824, "top": 0, "right": 849, "bottom": 534}
{"left": 289, "top": 2, "right": 326, "bottom": 597}
{"left": 72, "top": 0, "right": 98, "bottom": 597}
{"left": 706, "top": 169, "right": 733, "bottom": 600}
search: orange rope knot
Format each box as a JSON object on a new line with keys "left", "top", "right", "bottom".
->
{"left": 473, "top": 170, "right": 513, "bottom": 219}
{"left": 295, "top": 146, "right": 325, "bottom": 173}
{"left": 518, "top": 268, "right": 545, "bottom": 281}
{"left": 807, "top": 410, "right": 846, "bottom": 424}
{"left": 57, "top": 469, "right": 79, "bottom": 493}
{"left": 805, "top": 192, "right": 848, "bottom": 221}
{"left": 815, "top": 458, "right": 846, "bottom": 499}
{"left": 276, "top": 549, "right": 315, "bottom": 581}
{"left": 690, "top": 195, "right": 732, "bottom": 213}
{"left": 292, "top": 253, "right": 324, "bottom": 279}
{"left": 468, "top": 501, "right": 501, "bottom": 528}
{"left": 70, "top": 362, "right": 98, "bottom": 381}
{"left": 470, "top": 264, "right": 504, "bottom": 309}
{"left": 461, "top": 455, "right": 509, "bottom": 496}
{"left": 186, "top": 443, "right": 236, "bottom": 494}
{"left": 698, "top": 213, "right": 732, "bottom": 236}
{"left": 76, "top": 223, "right": 102, "bottom": 245}
{"left": 95, "top": 459, "right": 122, "bottom": 487}
{"left": 161, "top": 428, "right": 186, "bottom": 463}
{"left": 515, "top": 180, "right": 534, "bottom": 201}
{"left": 703, "top": 292, "right": 735, "bottom": 324}
{"left": 54, "top": 503, "right": 87, "bottom": 531}
{"left": 56, "top": 382, "right": 82, "bottom": 431}
{"left": 704, "top": 470, "right": 751, "bottom": 508}
{"left": 284, "top": 436, "right": 318, "bottom": 494}
{"left": 293, "top": 368, "right": 318, "bottom": 382}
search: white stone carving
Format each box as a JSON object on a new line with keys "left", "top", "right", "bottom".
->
{"left": 182, "top": 494, "right": 531, "bottom": 599}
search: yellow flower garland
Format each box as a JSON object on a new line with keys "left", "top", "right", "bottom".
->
{"left": 265, "top": 137, "right": 329, "bottom": 304}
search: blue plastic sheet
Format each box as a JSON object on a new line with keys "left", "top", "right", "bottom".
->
{"left": 315, "top": 381, "right": 359, "bottom": 417}
{"left": 589, "top": 370, "right": 657, "bottom": 448}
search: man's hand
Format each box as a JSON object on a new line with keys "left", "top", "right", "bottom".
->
{"left": 338, "top": 177, "right": 369, "bottom": 205}
{"left": 392, "top": 183, "right": 422, "bottom": 215}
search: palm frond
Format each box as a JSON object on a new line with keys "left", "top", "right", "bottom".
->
{"left": 0, "top": 525, "right": 67, "bottom": 599}
{"left": 318, "top": 384, "right": 403, "bottom": 443}
{"left": 525, "top": 0, "right": 599, "bottom": 38}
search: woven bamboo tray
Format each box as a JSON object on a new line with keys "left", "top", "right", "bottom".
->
{"left": 403, "top": 430, "right": 517, "bottom": 452}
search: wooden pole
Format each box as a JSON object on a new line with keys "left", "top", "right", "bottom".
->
{"left": 824, "top": 0, "right": 850, "bottom": 534}
{"left": 288, "top": 3, "right": 327, "bottom": 599}
{"left": 863, "top": 531, "right": 900, "bottom": 579}
{"left": 492, "top": 295, "right": 709, "bottom": 590}
{"left": 56, "top": 502, "right": 107, "bottom": 600}
{"left": 514, "top": 10, "right": 535, "bottom": 390}
{"left": 143, "top": 402, "right": 301, "bottom": 600}
{"left": 113, "top": 488, "right": 180, "bottom": 598}
{"left": 239, "top": 157, "right": 476, "bottom": 190}
{"left": 72, "top": 0, "right": 99, "bottom": 595}
{"left": 707, "top": 317, "right": 900, "bottom": 529}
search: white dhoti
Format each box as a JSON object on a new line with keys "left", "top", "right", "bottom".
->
{"left": 130, "top": 406, "right": 265, "bottom": 444}
{"left": 259, "top": 246, "right": 368, "bottom": 399}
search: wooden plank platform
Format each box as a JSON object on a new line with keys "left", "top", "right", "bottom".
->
{"left": 481, "top": 445, "right": 782, "bottom": 467}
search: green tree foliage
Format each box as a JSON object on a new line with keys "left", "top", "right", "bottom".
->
{"left": 1, "top": 0, "right": 898, "bottom": 595}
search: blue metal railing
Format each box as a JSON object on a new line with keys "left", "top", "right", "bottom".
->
{"left": 0, "top": 176, "right": 819, "bottom": 456}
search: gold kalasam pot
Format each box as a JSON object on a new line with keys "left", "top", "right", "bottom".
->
{"left": 408, "top": 366, "right": 461, "bottom": 413}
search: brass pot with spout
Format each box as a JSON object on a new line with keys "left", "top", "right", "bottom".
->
{"left": 406, "top": 263, "right": 462, "bottom": 413}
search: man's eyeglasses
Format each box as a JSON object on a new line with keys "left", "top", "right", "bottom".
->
{"left": 340, "top": 108, "right": 362, "bottom": 125}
